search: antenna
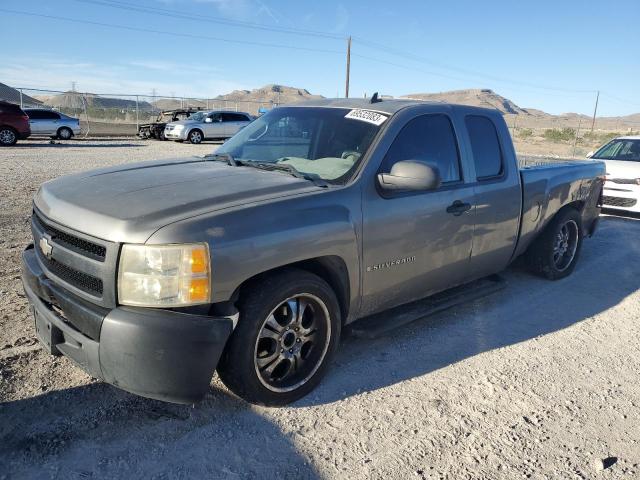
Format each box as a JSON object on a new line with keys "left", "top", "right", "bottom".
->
{"left": 370, "top": 92, "right": 382, "bottom": 104}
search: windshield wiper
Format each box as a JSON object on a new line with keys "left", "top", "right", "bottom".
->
{"left": 243, "top": 161, "right": 328, "bottom": 188}
{"left": 204, "top": 152, "right": 240, "bottom": 167}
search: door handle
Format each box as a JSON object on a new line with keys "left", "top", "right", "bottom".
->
{"left": 446, "top": 200, "right": 472, "bottom": 216}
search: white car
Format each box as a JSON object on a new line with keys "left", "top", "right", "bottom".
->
{"left": 588, "top": 136, "right": 640, "bottom": 213}
{"left": 164, "top": 110, "right": 253, "bottom": 144}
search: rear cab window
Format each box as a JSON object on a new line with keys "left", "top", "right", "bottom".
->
{"left": 465, "top": 115, "right": 504, "bottom": 180}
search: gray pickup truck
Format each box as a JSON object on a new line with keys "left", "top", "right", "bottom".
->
{"left": 22, "top": 98, "right": 605, "bottom": 406}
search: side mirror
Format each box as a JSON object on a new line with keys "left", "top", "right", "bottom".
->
{"left": 586, "top": 151, "right": 594, "bottom": 158}
{"left": 204, "top": 117, "right": 213, "bottom": 123}
{"left": 377, "top": 160, "right": 441, "bottom": 192}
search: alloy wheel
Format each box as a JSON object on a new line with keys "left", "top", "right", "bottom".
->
{"left": 552, "top": 220, "right": 578, "bottom": 272}
{"left": 254, "top": 294, "right": 331, "bottom": 392}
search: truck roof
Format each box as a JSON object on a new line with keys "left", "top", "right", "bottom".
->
{"left": 286, "top": 97, "right": 503, "bottom": 116}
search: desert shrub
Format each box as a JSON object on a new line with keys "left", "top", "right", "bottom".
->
{"left": 543, "top": 128, "right": 576, "bottom": 142}
{"left": 518, "top": 128, "right": 534, "bottom": 139}
{"left": 582, "top": 131, "right": 621, "bottom": 144}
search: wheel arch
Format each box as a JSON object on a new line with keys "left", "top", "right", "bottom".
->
{"left": 189, "top": 127, "right": 204, "bottom": 140}
{"left": 229, "top": 256, "right": 352, "bottom": 325}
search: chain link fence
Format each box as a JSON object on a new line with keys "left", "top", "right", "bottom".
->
{"left": 13, "top": 88, "right": 282, "bottom": 137}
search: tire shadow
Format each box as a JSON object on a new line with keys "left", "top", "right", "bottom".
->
{"left": 0, "top": 384, "right": 318, "bottom": 478}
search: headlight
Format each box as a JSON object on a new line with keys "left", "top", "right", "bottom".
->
{"left": 118, "top": 243, "right": 211, "bottom": 307}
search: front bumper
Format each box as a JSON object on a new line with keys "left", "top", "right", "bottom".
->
{"left": 164, "top": 128, "right": 187, "bottom": 140}
{"left": 22, "top": 246, "right": 235, "bottom": 404}
{"left": 602, "top": 184, "right": 640, "bottom": 213}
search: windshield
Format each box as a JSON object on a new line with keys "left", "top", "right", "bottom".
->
{"left": 215, "top": 107, "right": 385, "bottom": 183}
{"left": 592, "top": 139, "right": 640, "bottom": 162}
{"left": 188, "top": 111, "right": 207, "bottom": 122}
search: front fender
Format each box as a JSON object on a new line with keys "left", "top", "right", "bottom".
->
{"left": 147, "top": 187, "right": 361, "bottom": 317}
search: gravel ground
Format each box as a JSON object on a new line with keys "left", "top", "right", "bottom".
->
{"left": 1, "top": 139, "right": 640, "bottom": 479}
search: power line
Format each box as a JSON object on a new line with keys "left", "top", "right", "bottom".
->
{"left": 600, "top": 92, "right": 640, "bottom": 109}
{"left": 72, "top": 0, "right": 345, "bottom": 40}
{"left": 1, "top": 9, "right": 344, "bottom": 55}
{"left": 48, "top": 0, "right": 599, "bottom": 96}
{"left": 353, "top": 37, "right": 597, "bottom": 95}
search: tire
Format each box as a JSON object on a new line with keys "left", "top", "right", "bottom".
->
{"left": 188, "top": 129, "right": 203, "bottom": 144}
{"left": 0, "top": 127, "right": 17, "bottom": 146}
{"left": 526, "top": 207, "right": 583, "bottom": 280}
{"left": 218, "top": 269, "right": 341, "bottom": 406}
{"left": 57, "top": 127, "right": 73, "bottom": 140}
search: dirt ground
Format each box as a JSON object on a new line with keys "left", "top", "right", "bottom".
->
{"left": 1, "top": 139, "right": 639, "bottom": 479}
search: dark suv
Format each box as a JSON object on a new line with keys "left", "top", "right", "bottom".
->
{"left": 0, "top": 101, "right": 30, "bottom": 146}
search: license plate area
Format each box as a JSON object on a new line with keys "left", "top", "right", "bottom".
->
{"left": 33, "top": 307, "right": 64, "bottom": 356}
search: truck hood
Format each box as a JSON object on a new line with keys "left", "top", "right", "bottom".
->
{"left": 35, "top": 157, "right": 319, "bottom": 243}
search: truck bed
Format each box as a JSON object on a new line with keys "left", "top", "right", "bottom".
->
{"left": 513, "top": 159, "right": 605, "bottom": 258}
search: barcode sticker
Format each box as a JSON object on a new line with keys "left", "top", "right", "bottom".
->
{"left": 345, "top": 109, "right": 388, "bottom": 126}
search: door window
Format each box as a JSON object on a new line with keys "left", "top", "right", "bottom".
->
{"left": 381, "top": 114, "right": 461, "bottom": 183}
{"left": 26, "top": 110, "right": 46, "bottom": 119}
{"left": 221, "top": 113, "right": 249, "bottom": 122}
{"left": 465, "top": 115, "right": 504, "bottom": 179}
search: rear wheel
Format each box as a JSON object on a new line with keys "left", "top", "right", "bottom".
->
{"left": 188, "top": 129, "right": 203, "bottom": 144}
{"left": 57, "top": 127, "right": 73, "bottom": 140}
{"left": 217, "top": 269, "right": 341, "bottom": 406}
{"left": 526, "top": 208, "right": 583, "bottom": 280}
{"left": 0, "top": 127, "right": 17, "bottom": 146}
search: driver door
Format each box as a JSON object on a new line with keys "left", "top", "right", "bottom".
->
{"left": 360, "top": 112, "right": 476, "bottom": 316}
{"left": 203, "top": 113, "right": 224, "bottom": 139}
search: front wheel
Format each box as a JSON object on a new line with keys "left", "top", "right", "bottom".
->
{"left": 526, "top": 208, "right": 583, "bottom": 280}
{"left": 217, "top": 270, "right": 341, "bottom": 406}
{"left": 188, "top": 129, "right": 203, "bottom": 144}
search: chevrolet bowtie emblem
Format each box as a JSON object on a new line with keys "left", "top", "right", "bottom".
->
{"left": 39, "top": 236, "right": 53, "bottom": 259}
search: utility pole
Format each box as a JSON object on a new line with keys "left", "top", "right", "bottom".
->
{"left": 572, "top": 117, "right": 582, "bottom": 158}
{"left": 345, "top": 36, "right": 351, "bottom": 98}
{"left": 590, "top": 90, "right": 600, "bottom": 133}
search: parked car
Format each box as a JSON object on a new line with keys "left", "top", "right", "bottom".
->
{"left": 586, "top": 136, "right": 640, "bottom": 213}
{"left": 0, "top": 100, "right": 30, "bottom": 146}
{"left": 164, "top": 110, "right": 252, "bottom": 144}
{"left": 22, "top": 98, "right": 605, "bottom": 406}
{"left": 137, "top": 108, "right": 204, "bottom": 140}
{"left": 23, "top": 108, "right": 81, "bottom": 140}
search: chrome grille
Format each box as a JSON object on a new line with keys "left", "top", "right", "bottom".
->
{"left": 34, "top": 212, "right": 106, "bottom": 261}
{"left": 603, "top": 196, "right": 637, "bottom": 208}
{"left": 31, "top": 210, "right": 118, "bottom": 308}
{"left": 41, "top": 255, "right": 104, "bottom": 295}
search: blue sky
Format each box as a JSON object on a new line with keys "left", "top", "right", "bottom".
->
{"left": 1, "top": 0, "right": 638, "bottom": 116}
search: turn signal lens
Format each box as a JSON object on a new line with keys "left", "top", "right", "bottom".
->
{"left": 118, "top": 243, "right": 211, "bottom": 307}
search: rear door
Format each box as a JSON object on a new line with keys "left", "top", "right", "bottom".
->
{"left": 26, "top": 110, "right": 47, "bottom": 134}
{"left": 361, "top": 110, "right": 476, "bottom": 315}
{"left": 221, "top": 113, "right": 250, "bottom": 137}
{"left": 461, "top": 112, "right": 522, "bottom": 276}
